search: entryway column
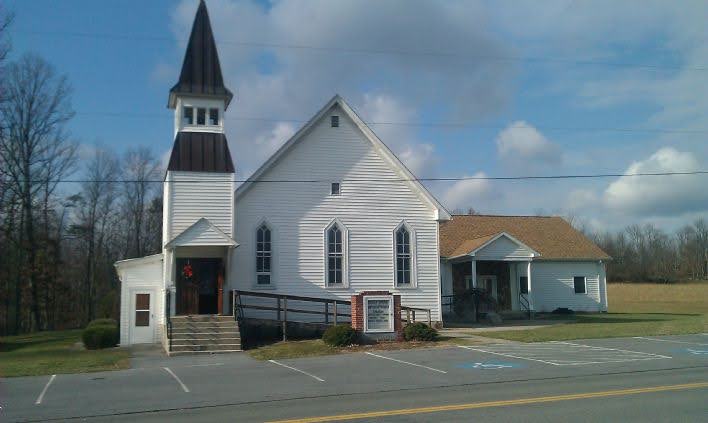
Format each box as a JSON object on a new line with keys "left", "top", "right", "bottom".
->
{"left": 471, "top": 259, "right": 477, "bottom": 288}
{"left": 527, "top": 261, "right": 534, "bottom": 311}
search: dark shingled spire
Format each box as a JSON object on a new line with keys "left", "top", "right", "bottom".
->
{"left": 167, "top": 132, "right": 235, "bottom": 173}
{"left": 168, "top": 0, "right": 233, "bottom": 109}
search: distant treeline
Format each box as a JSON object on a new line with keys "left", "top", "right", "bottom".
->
{"left": 0, "top": 50, "right": 163, "bottom": 335}
{"left": 584, "top": 219, "right": 708, "bottom": 283}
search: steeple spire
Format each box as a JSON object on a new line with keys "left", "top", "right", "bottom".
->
{"left": 168, "top": 0, "right": 233, "bottom": 109}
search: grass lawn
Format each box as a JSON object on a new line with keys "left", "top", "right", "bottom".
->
{"left": 248, "top": 337, "right": 463, "bottom": 361}
{"left": 0, "top": 329, "right": 130, "bottom": 377}
{"left": 481, "top": 281, "right": 708, "bottom": 342}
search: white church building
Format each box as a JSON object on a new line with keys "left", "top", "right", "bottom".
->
{"left": 115, "top": 1, "right": 610, "bottom": 350}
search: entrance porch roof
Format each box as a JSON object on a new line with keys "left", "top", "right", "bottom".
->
{"left": 165, "top": 218, "right": 238, "bottom": 249}
{"left": 447, "top": 232, "right": 539, "bottom": 261}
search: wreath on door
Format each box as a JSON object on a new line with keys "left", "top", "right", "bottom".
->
{"left": 182, "top": 261, "right": 194, "bottom": 280}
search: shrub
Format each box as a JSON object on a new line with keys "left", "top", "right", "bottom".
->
{"left": 86, "top": 318, "right": 118, "bottom": 329}
{"left": 322, "top": 324, "right": 359, "bottom": 347}
{"left": 82, "top": 325, "right": 119, "bottom": 350}
{"left": 403, "top": 322, "right": 438, "bottom": 342}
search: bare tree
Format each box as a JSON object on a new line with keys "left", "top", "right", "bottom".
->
{"left": 70, "top": 148, "right": 119, "bottom": 322}
{"left": 0, "top": 54, "right": 76, "bottom": 331}
{"left": 122, "top": 147, "right": 160, "bottom": 258}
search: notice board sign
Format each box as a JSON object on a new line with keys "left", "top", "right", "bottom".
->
{"left": 364, "top": 296, "right": 394, "bottom": 333}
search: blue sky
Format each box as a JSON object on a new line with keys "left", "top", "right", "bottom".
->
{"left": 9, "top": 0, "right": 708, "bottom": 231}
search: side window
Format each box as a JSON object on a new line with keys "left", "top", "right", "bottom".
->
{"left": 573, "top": 276, "right": 586, "bottom": 294}
{"left": 256, "top": 224, "right": 272, "bottom": 285}
{"left": 326, "top": 224, "right": 344, "bottom": 286}
{"left": 395, "top": 226, "right": 412, "bottom": 286}
{"left": 519, "top": 276, "right": 528, "bottom": 294}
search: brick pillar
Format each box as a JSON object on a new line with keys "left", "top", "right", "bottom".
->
{"left": 351, "top": 294, "right": 364, "bottom": 331}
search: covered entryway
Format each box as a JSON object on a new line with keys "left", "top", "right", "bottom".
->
{"left": 441, "top": 232, "right": 539, "bottom": 322}
{"left": 176, "top": 258, "right": 224, "bottom": 315}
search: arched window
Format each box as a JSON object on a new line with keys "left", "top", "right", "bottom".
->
{"left": 326, "top": 224, "right": 344, "bottom": 286}
{"left": 256, "top": 224, "right": 271, "bottom": 285}
{"left": 394, "top": 223, "right": 416, "bottom": 287}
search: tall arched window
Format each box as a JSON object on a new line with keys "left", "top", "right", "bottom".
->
{"left": 256, "top": 224, "right": 271, "bottom": 285}
{"left": 326, "top": 224, "right": 344, "bottom": 286}
{"left": 394, "top": 223, "right": 416, "bottom": 287}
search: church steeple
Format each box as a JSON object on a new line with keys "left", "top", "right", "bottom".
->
{"left": 168, "top": 0, "right": 233, "bottom": 109}
{"left": 166, "top": 0, "right": 235, "bottom": 174}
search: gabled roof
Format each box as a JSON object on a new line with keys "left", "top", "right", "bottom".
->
{"left": 168, "top": 0, "right": 233, "bottom": 109}
{"left": 440, "top": 215, "right": 611, "bottom": 261}
{"left": 448, "top": 231, "right": 539, "bottom": 259}
{"left": 234, "top": 95, "right": 451, "bottom": 221}
{"left": 165, "top": 218, "right": 238, "bottom": 249}
{"left": 167, "top": 131, "right": 235, "bottom": 173}
{"left": 114, "top": 253, "right": 163, "bottom": 269}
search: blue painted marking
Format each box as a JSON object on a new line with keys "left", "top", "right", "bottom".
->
{"left": 455, "top": 362, "right": 523, "bottom": 370}
{"left": 687, "top": 348, "right": 708, "bottom": 356}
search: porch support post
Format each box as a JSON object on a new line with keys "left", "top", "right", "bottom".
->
{"left": 527, "top": 260, "right": 534, "bottom": 312}
{"left": 471, "top": 259, "right": 477, "bottom": 288}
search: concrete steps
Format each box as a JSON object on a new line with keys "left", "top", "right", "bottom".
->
{"left": 168, "top": 315, "right": 242, "bottom": 355}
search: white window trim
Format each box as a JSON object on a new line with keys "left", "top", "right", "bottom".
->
{"left": 324, "top": 218, "right": 349, "bottom": 289}
{"left": 573, "top": 276, "right": 587, "bottom": 294}
{"left": 363, "top": 295, "right": 394, "bottom": 333}
{"left": 330, "top": 182, "right": 341, "bottom": 196}
{"left": 254, "top": 219, "right": 276, "bottom": 289}
{"left": 393, "top": 221, "right": 417, "bottom": 289}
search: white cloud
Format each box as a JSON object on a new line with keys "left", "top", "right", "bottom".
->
{"left": 496, "top": 121, "right": 562, "bottom": 168}
{"left": 442, "top": 172, "right": 496, "bottom": 211}
{"left": 168, "top": 0, "right": 513, "bottom": 177}
{"left": 359, "top": 93, "right": 438, "bottom": 177}
{"left": 604, "top": 147, "right": 707, "bottom": 217}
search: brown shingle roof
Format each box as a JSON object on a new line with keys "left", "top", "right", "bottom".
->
{"left": 440, "top": 215, "right": 610, "bottom": 260}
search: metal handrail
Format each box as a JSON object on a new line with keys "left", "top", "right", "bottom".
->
{"left": 165, "top": 290, "right": 172, "bottom": 352}
{"left": 519, "top": 292, "right": 531, "bottom": 319}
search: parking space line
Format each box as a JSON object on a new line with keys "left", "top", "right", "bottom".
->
{"left": 163, "top": 367, "right": 190, "bottom": 392}
{"left": 35, "top": 374, "right": 56, "bottom": 405}
{"left": 268, "top": 360, "right": 325, "bottom": 382}
{"left": 551, "top": 341, "right": 672, "bottom": 359}
{"left": 458, "top": 345, "right": 561, "bottom": 366}
{"left": 633, "top": 336, "right": 708, "bottom": 346}
{"left": 363, "top": 352, "right": 448, "bottom": 374}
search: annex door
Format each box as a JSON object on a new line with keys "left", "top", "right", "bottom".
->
{"left": 479, "top": 275, "right": 498, "bottom": 300}
{"left": 130, "top": 289, "right": 156, "bottom": 344}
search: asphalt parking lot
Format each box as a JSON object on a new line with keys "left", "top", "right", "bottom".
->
{"left": 2, "top": 333, "right": 707, "bottom": 422}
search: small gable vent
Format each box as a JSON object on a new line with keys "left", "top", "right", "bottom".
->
{"left": 330, "top": 115, "right": 339, "bottom": 127}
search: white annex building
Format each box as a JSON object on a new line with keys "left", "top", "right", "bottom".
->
{"left": 115, "top": 1, "right": 609, "bottom": 351}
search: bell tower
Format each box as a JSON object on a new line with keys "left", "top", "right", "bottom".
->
{"left": 162, "top": 0, "right": 237, "bottom": 313}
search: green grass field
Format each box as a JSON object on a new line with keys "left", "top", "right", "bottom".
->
{"left": 481, "top": 281, "right": 708, "bottom": 342}
{"left": 0, "top": 329, "right": 130, "bottom": 377}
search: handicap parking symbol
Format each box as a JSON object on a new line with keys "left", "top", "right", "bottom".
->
{"left": 456, "top": 362, "right": 523, "bottom": 370}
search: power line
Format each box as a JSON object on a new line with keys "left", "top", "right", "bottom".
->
{"left": 74, "top": 111, "right": 708, "bottom": 135}
{"left": 16, "top": 29, "right": 705, "bottom": 73}
{"left": 19, "top": 170, "right": 708, "bottom": 184}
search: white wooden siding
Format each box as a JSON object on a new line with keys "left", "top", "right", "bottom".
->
{"left": 229, "top": 105, "right": 442, "bottom": 322}
{"left": 474, "top": 236, "right": 534, "bottom": 260}
{"left": 523, "top": 261, "right": 605, "bottom": 312}
{"left": 167, "top": 171, "right": 234, "bottom": 241}
{"left": 117, "top": 257, "right": 164, "bottom": 345}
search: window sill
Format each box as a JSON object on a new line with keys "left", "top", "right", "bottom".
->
{"left": 394, "top": 285, "right": 418, "bottom": 290}
{"left": 325, "top": 285, "right": 351, "bottom": 291}
{"left": 252, "top": 285, "right": 277, "bottom": 290}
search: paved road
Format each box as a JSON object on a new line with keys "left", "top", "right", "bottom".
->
{"left": 1, "top": 334, "right": 707, "bottom": 422}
